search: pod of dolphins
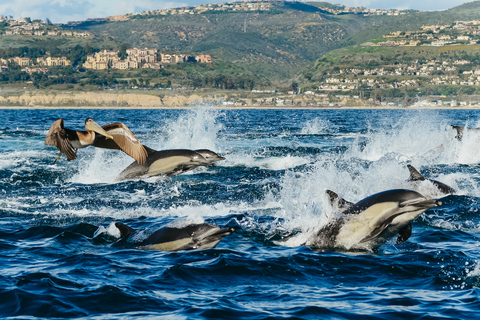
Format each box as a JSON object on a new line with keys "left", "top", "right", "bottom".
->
{"left": 44, "top": 118, "right": 462, "bottom": 253}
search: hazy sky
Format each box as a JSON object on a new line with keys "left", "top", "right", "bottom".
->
{"left": 0, "top": 0, "right": 474, "bottom": 23}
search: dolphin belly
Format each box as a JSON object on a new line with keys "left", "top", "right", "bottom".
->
{"left": 147, "top": 155, "right": 199, "bottom": 176}
{"left": 138, "top": 238, "right": 194, "bottom": 251}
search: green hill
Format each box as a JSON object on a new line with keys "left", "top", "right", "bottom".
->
{"left": 3, "top": 1, "right": 480, "bottom": 91}
{"left": 69, "top": 1, "right": 480, "bottom": 85}
{"left": 67, "top": 3, "right": 382, "bottom": 85}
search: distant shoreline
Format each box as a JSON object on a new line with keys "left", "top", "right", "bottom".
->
{"left": 1, "top": 89, "right": 480, "bottom": 110}
{"left": 1, "top": 105, "right": 479, "bottom": 110}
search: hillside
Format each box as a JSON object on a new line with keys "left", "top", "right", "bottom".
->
{"left": 2, "top": 1, "right": 480, "bottom": 93}
{"left": 68, "top": 3, "right": 381, "bottom": 84}
{"left": 68, "top": 1, "right": 480, "bottom": 85}
{"left": 299, "top": 4, "right": 480, "bottom": 104}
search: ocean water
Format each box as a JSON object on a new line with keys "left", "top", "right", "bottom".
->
{"left": 1, "top": 106, "right": 480, "bottom": 319}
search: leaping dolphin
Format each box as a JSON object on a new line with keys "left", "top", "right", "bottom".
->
{"left": 116, "top": 148, "right": 224, "bottom": 181}
{"left": 298, "top": 189, "right": 441, "bottom": 251}
{"left": 115, "top": 222, "right": 234, "bottom": 251}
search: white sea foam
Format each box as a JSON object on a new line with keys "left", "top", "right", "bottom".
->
{"left": 345, "top": 114, "right": 449, "bottom": 164}
{"left": 69, "top": 148, "right": 132, "bottom": 184}
{"left": 0, "top": 150, "right": 46, "bottom": 170}
{"left": 223, "top": 150, "right": 312, "bottom": 170}
{"left": 300, "top": 118, "right": 333, "bottom": 135}
{"left": 466, "top": 261, "right": 480, "bottom": 277}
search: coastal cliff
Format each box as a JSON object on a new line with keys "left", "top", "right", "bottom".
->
{"left": 0, "top": 91, "right": 206, "bottom": 108}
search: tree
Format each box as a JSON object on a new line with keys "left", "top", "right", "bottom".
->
{"left": 289, "top": 82, "right": 298, "bottom": 92}
{"left": 129, "top": 79, "right": 138, "bottom": 87}
{"left": 117, "top": 43, "right": 129, "bottom": 60}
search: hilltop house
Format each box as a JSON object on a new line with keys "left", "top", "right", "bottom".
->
{"left": 36, "top": 57, "right": 71, "bottom": 67}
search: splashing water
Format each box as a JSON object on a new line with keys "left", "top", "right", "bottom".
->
{"left": 150, "top": 106, "right": 224, "bottom": 151}
{"left": 300, "top": 117, "right": 333, "bottom": 135}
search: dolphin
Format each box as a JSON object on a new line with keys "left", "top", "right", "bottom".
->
{"left": 450, "top": 125, "right": 480, "bottom": 141}
{"left": 116, "top": 149, "right": 219, "bottom": 181}
{"left": 301, "top": 189, "right": 441, "bottom": 251}
{"left": 407, "top": 164, "right": 456, "bottom": 195}
{"left": 115, "top": 222, "right": 234, "bottom": 251}
{"left": 451, "top": 125, "right": 465, "bottom": 141}
{"left": 325, "top": 189, "right": 414, "bottom": 245}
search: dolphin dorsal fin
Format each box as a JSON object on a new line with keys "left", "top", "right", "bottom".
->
{"left": 142, "top": 145, "right": 157, "bottom": 155}
{"left": 407, "top": 165, "right": 425, "bottom": 181}
{"left": 325, "top": 189, "right": 341, "bottom": 205}
{"left": 115, "top": 222, "right": 136, "bottom": 238}
{"left": 325, "top": 190, "right": 354, "bottom": 212}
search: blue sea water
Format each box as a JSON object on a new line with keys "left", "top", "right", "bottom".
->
{"left": 1, "top": 106, "right": 480, "bottom": 319}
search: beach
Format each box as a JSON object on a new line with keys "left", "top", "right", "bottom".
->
{"left": 0, "top": 89, "right": 479, "bottom": 109}
{"left": 1, "top": 86, "right": 480, "bottom": 110}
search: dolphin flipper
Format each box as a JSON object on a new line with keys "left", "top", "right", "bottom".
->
{"left": 359, "top": 212, "right": 407, "bottom": 244}
{"left": 396, "top": 223, "right": 412, "bottom": 244}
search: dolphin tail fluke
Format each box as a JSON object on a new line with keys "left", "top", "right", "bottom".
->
{"left": 407, "top": 165, "right": 425, "bottom": 181}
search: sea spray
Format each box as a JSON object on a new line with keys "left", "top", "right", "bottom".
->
{"left": 151, "top": 106, "right": 225, "bottom": 151}
{"left": 300, "top": 117, "right": 334, "bottom": 135}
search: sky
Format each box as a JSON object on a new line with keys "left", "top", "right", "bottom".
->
{"left": 0, "top": 0, "right": 475, "bottom": 24}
